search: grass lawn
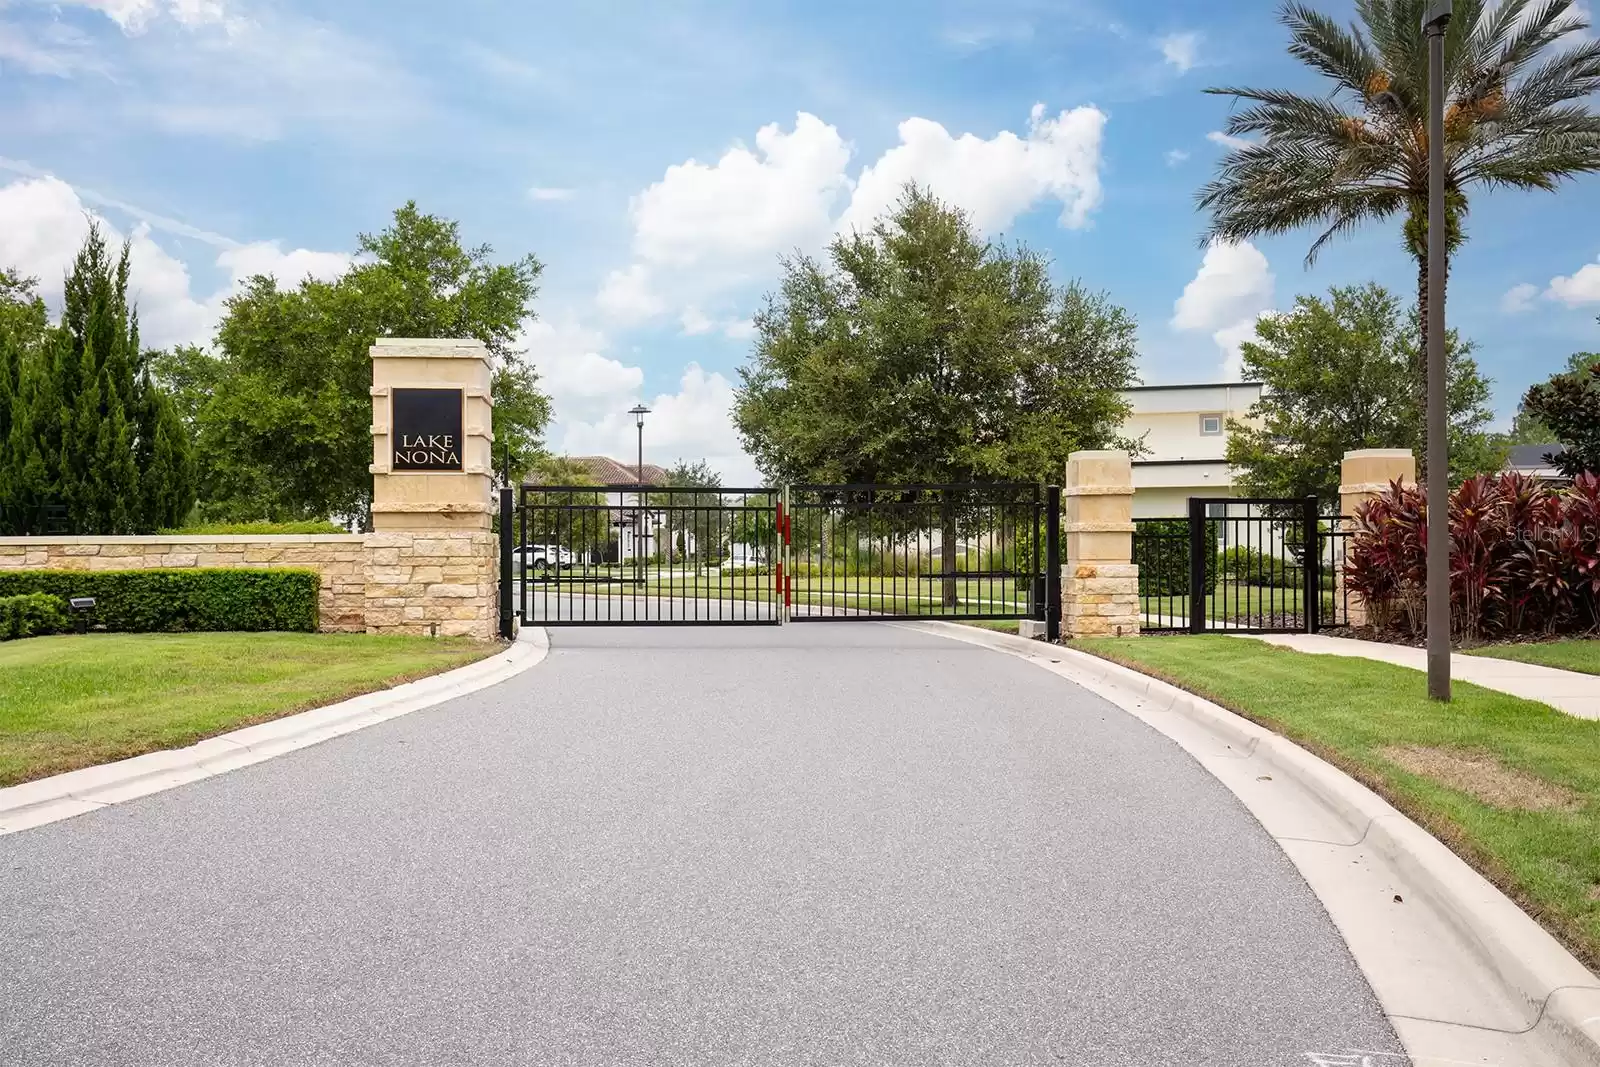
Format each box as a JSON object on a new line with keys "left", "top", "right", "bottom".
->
{"left": 1464, "top": 638, "right": 1600, "bottom": 677}
{"left": 1072, "top": 634, "right": 1600, "bottom": 968}
{"left": 1140, "top": 582, "right": 1337, "bottom": 624}
{"left": 529, "top": 570, "right": 1032, "bottom": 616}
{"left": 0, "top": 632, "right": 496, "bottom": 787}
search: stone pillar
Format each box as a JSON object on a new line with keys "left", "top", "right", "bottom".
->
{"left": 366, "top": 339, "right": 498, "bottom": 639}
{"left": 1061, "top": 450, "right": 1140, "bottom": 638}
{"left": 1338, "top": 448, "right": 1416, "bottom": 628}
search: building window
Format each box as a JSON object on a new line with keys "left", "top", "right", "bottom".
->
{"left": 1199, "top": 413, "right": 1224, "bottom": 436}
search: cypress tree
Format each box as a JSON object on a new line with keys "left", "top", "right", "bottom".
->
{"left": 1, "top": 354, "right": 53, "bottom": 534}
{"left": 2, "top": 224, "right": 193, "bottom": 534}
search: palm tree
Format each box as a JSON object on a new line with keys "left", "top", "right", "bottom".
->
{"left": 1199, "top": 0, "right": 1600, "bottom": 410}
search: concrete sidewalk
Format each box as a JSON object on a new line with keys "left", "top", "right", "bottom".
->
{"left": 1247, "top": 633, "right": 1600, "bottom": 719}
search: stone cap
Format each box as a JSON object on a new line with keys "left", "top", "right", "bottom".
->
{"left": 1343, "top": 449, "right": 1413, "bottom": 459}
{"left": 0, "top": 535, "right": 364, "bottom": 545}
{"left": 370, "top": 338, "right": 489, "bottom": 359}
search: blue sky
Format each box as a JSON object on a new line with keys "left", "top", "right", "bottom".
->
{"left": 2, "top": 0, "right": 1598, "bottom": 482}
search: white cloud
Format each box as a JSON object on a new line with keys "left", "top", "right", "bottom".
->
{"left": 595, "top": 112, "right": 850, "bottom": 324}
{"left": 634, "top": 112, "right": 852, "bottom": 268}
{"left": 1164, "top": 148, "right": 1189, "bottom": 166}
{"left": 679, "top": 307, "right": 715, "bottom": 335}
{"left": 597, "top": 263, "right": 669, "bottom": 321}
{"left": 0, "top": 175, "right": 348, "bottom": 349}
{"left": 521, "top": 318, "right": 646, "bottom": 425}
{"left": 0, "top": 17, "right": 110, "bottom": 77}
{"left": 528, "top": 186, "right": 574, "bottom": 202}
{"left": 1207, "top": 130, "right": 1257, "bottom": 151}
{"left": 522, "top": 317, "right": 757, "bottom": 483}
{"left": 63, "top": 0, "right": 233, "bottom": 34}
{"left": 1172, "top": 239, "right": 1275, "bottom": 332}
{"left": 679, "top": 306, "right": 756, "bottom": 339}
{"left": 1171, "top": 239, "right": 1276, "bottom": 378}
{"left": 216, "top": 241, "right": 351, "bottom": 288}
{"left": 1545, "top": 254, "right": 1600, "bottom": 306}
{"left": 10, "top": 0, "right": 421, "bottom": 143}
{"left": 1501, "top": 282, "right": 1540, "bottom": 313}
{"left": 1212, "top": 316, "right": 1272, "bottom": 380}
{"left": 600, "top": 104, "right": 1109, "bottom": 326}
{"left": 555, "top": 363, "right": 756, "bottom": 485}
{"left": 838, "top": 103, "right": 1106, "bottom": 236}
{"left": 1158, "top": 31, "right": 1201, "bottom": 73}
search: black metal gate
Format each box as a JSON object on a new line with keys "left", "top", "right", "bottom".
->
{"left": 1134, "top": 497, "right": 1347, "bottom": 635}
{"left": 785, "top": 483, "right": 1058, "bottom": 628}
{"left": 498, "top": 482, "right": 1061, "bottom": 635}
{"left": 504, "top": 485, "right": 783, "bottom": 628}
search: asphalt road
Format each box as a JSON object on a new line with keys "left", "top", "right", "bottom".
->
{"left": 0, "top": 624, "right": 1401, "bottom": 1066}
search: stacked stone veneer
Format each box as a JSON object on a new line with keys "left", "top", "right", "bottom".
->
{"left": 1338, "top": 448, "right": 1417, "bottom": 629}
{"left": 0, "top": 532, "right": 497, "bottom": 639}
{"left": 1061, "top": 450, "right": 1141, "bottom": 638}
{"left": 363, "top": 531, "right": 497, "bottom": 637}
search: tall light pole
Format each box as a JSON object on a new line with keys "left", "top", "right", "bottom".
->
{"left": 629, "top": 404, "right": 651, "bottom": 584}
{"left": 1424, "top": 0, "right": 1453, "bottom": 701}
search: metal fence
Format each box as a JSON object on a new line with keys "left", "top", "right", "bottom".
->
{"left": 786, "top": 483, "right": 1054, "bottom": 624}
{"left": 1133, "top": 498, "right": 1349, "bottom": 635}
{"left": 499, "top": 482, "right": 1061, "bottom": 635}
{"left": 511, "top": 485, "right": 783, "bottom": 626}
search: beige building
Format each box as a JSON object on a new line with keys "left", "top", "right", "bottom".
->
{"left": 1120, "top": 382, "right": 1264, "bottom": 519}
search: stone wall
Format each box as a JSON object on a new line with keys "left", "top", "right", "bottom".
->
{"left": 364, "top": 532, "right": 498, "bottom": 638}
{"left": 0, "top": 532, "right": 498, "bottom": 639}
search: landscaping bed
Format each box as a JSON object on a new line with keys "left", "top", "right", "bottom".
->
{"left": 0, "top": 632, "right": 496, "bottom": 786}
{"left": 1071, "top": 634, "right": 1600, "bottom": 968}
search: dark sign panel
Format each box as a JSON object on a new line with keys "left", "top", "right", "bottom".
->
{"left": 392, "top": 388, "right": 464, "bottom": 472}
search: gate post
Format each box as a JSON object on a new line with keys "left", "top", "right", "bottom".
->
{"left": 1045, "top": 485, "right": 1062, "bottom": 642}
{"left": 1061, "top": 451, "right": 1139, "bottom": 639}
{"left": 498, "top": 485, "right": 515, "bottom": 640}
{"left": 1187, "top": 497, "right": 1206, "bottom": 634}
{"left": 1302, "top": 495, "right": 1319, "bottom": 634}
{"left": 367, "top": 338, "right": 498, "bottom": 638}
{"left": 1339, "top": 449, "right": 1417, "bottom": 628}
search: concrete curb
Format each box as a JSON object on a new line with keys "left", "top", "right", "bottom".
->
{"left": 0, "top": 627, "right": 551, "bottom": 836}
{"left": 903, "top": 621, "right": 1600, "bottom": 1066}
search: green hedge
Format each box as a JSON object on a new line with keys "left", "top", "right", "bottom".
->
{"left": 0, "top": 593, "right": 69, "bottom": 641}
{"left": 160, "top": 521, "right": 348, "bottom": 535}
{"left": 1135, "top": 520, "right": 1219, "bottom": 597}
{"left": 1220, "top": 546, "right": 1337, "bottom": 591}
{"left": 0, "top": 569, "right": 319, "bottom": 633}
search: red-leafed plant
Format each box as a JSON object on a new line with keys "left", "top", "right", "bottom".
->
{"left": 1345, "top": 472, "right": 1600, "bottom": 640}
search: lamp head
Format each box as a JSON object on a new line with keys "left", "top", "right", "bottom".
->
{"left": 628, "top": 403, "right": 651, "bottom": 428}
{"left": 1422, "top": 0, "right": 1452, "bottom": 31}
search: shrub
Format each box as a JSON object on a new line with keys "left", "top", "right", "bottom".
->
{"left": 1135, "top": 519, "right": 1219, "bottom": 597}
{"left": 0, "top": 569, "right": 320, "bottom": 633}
{"left": 160, "top": 521, "right": 348, "bottom": 535}
{"left": 1345, "top": 472, "right": 1600, "bottom": 640}
{"left": 1218, "top": 546, "right": 1334, "bottom": 590}
{"left": 0, "top": 593, "right": 70, "bottom": 641}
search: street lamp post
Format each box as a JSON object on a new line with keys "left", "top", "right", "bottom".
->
{"left": 1423, "top": 0, "right": 1453, "bottom": 702}
{"left": 629, "top": 404, "right": 651, "bottom": 586}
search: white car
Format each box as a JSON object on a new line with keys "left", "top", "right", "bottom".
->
{"left": 516, "top": 544, "right": 576, "bottom": 574}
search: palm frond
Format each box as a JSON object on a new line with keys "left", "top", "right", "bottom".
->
{"left": 1281, "top": 2, "right": 1379, "bottom": 93}
{"left": 1488, "top": 0, "right": 1581, "bottom": 74}
{"left": 1500, "top": 38, "right": 1600, "bottom": 115}
{"left": 1199, "top": 0, "right": 1600, "bottom": 262}
{"left": 1305, "top": 190, "right": 1409, "bottom": 261}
